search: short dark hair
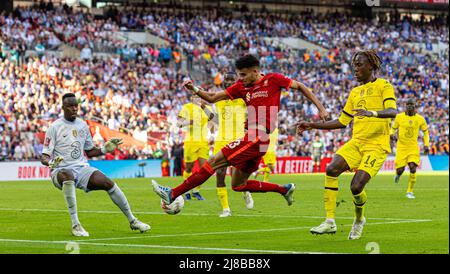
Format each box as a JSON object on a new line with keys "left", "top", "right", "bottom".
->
{"left": 406, "top": 98, "right": 416, "bottom": 104}
{"left": 62, "top": 93, "right": 76, "bottom": 101}
{"left": 235, "top": 54, "right": 259, "bottom": 70}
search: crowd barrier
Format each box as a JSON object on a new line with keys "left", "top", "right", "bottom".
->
{"left": 0, "top": 156, "right": 447, "bottom": 181}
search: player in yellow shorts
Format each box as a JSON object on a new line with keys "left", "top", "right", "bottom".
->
{"left": 391, "top": 98, "right": 429, "bottom": 199}
{"left": 213, "top": 72, "right": 254, "bottom": 217}
{"left": 178, "top": 96, "right": 214, "bottom": 200}
{"left": 297, "top": 50, "right": 398, "bottom": 240}
{"left": 254, "top": 128, "right": 278, "bottom": 182}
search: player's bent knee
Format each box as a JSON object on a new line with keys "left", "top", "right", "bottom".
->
{"left": 350, "top": 184, "right": 364, "bottom": 195}
{"left": 57, "top": 169, "right": 74, "bottom": 182}
{"left": 326, "top": 165, "right": 341, "bottom": 177}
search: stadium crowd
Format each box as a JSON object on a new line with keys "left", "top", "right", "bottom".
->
{"left": 0, "top": 3, "right": 448, "bottom": 163}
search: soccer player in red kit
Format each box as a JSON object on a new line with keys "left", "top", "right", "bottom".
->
{"left": 152, "top": 54, "right": 328, "bottom": 207}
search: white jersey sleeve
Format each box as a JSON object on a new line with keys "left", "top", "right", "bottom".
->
{"left": 42, "top": 124, "right": 57, "bottom": 156}
{"left": 83, "top": 123, "right": 95, "bottom": 151}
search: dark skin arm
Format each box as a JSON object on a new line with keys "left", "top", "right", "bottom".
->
{"left": 353, "top": 108, "right": 398, "bottom": 119}
{"left": 85, "top": 147, "right": 105, "bottom": 158}
{"left": 200, "top": 103, "right": 215, "bottom": 122}
{"left": 297, "top": 108, "right": 397, "bottom": 133}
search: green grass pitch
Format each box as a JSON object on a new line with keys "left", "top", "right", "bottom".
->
{"left": 0, "top": 173, "right": 448, "bottom": 254}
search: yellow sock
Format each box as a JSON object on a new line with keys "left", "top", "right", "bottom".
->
{"left": 216, "top": 187, "right": 229, "bottom": 210}
{"left": 352, "top": 191, "right": 367, "bottom": 222}
{"left": 324, "top": 176, "right": 339, "bottom": 220}
{"left": 183, "top": 171, "right": 192, "bottom": 180}
{"left": 263, "top": 167, "right": 270, "bottom": 182}
{"left": 407, "top": 173, "right": 416, "bottom": 193}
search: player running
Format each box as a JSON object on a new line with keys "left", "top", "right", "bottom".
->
{"left": 152, "top": 54, "right": 328, "bottom": 210}
{"left": 212, "top": 72, "right": 253, "bottom": 217}
{"left": 40, "top": 93, "right": 150, "bottom": 237}
{"left": 391, "top": 98, "right": 429, "bottom": 199}
{"left": 297, "top": 50, "right": 398, "bottom": 240}
{"left": 177, "top": 94, "right": 215, "bottom": 201}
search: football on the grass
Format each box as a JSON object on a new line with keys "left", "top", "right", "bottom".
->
{"left": 161, "top": 196, "right": 184, "bottom": 215}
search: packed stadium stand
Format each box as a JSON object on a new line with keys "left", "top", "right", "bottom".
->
{"left": 0, "top": 0, "right": 448, "bottom": 165}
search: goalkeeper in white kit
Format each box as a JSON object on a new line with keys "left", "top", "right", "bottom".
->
{"left": 40, "top": 93, "right": 150, "bottom": 237}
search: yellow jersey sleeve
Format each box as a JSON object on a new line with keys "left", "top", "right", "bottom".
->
{"left": 382, "top": 82, "right": 397, "bottom": 109}
{"left": 178, "top": 104, "right": 190, "bottom": 120}
{"left": 391, "top": 115, "right": 399, "bottom": 135}
{"left": 421, "top": 116, "right": 430, "bottom": 147}
{"left": 338, "top": 91, "right": 354, "bottom": 126}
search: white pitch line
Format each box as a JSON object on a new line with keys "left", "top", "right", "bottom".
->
{"left": 0, "top": 208, "right": 431, "bottom": 222}
{"left": 0, "top": 238, "right": 342, "bottom": 254}
{"left": 72, "top": 218, "right": 432, "bottom": 243}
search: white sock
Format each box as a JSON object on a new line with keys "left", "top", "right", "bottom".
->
{"left": 108, "top": 184, "right": 136, "bottom": 222}
{"left": 62, "top": 180, "right": 80, "bottom": 227}
{"left": 326, "top": 218, "right": 336, "bottom": 224}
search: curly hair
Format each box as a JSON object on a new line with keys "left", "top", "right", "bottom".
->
{"left": 351, "top": 49, "right": 382, "bottom": 71}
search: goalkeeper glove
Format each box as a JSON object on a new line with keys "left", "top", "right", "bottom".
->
{"left": 101, "top": 138, "right": 124, "bottom": 154}
{"left": 48, "top": 156, "right": 64, "bottom": 169}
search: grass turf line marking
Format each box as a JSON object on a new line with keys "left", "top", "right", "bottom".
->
{"left": 71, "top": 219, "right": 432, "bottom": 243}
{"left": 0, "top": 207, "right": 432, "bottom": 222}
{"left": 0, "top": 238, "right": 344, "bottom": 254}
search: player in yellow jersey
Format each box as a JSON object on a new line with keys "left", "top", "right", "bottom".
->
{"left": 213, "top": 72, "right": 254, "bottom": 217}
{"left": 254, "top": 128, "right": 278, "bottom": 182}
{"left": 297, "top": 50, "right": 398, "bottom": 240}
{"left": 178, "top": 94, "right": 214, "bottom": 200}
{"left": 391, "top": 98, "right": 429, "bottom": 199}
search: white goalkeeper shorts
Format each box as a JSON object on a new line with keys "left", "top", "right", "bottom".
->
{"left": 51, "top": 165, "right": 100, "bottom": 193}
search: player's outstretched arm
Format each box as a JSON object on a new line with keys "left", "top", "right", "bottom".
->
{"left": 183, "top": 80, "right": 229, "bottom": 103}
{"left": 297, "top": 119, "right": 346, "bottom": 134}
{"left": 290, "top": 80, "right": 329, "bottom": 121}
{"left": 353, "top": 108, "right": 397, "bottom": 119}
{"left": 85, "top": 138, "right": 124, "bottom": 157}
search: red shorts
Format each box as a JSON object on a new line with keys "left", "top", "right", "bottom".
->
{"left": 221, "top": 131, "right": 270, "bottom": 174}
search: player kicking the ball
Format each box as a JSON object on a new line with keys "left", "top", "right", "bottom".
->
{"left": 41, "top": 93, "right": 150, "bottom": 237}
{"left": 297, "top": 50, "right": 398, "bottom": 240}
{"left": 152, "top": 54, "right": 328, "bottom": 211}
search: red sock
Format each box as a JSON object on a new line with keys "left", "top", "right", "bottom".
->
{"left": 172, "top": 162, "right": 215, "bottom": 199}
{"left": 232, "top": 180, "right": 287, "bottom": 194}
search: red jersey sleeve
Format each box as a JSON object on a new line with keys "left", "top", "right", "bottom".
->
{"left": 225, "top": 82, "right": 245, "bottom": 100}
{"left": 272, "top": 73, "right": 293, "bottom": 89}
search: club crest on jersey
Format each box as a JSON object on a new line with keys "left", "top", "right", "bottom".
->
{"left": 367, "top": 87, "right": 373, "bottom": 95}
{"left": 79, "top": 129, "right": 86, "bottom": 138}
{"left": 263, "top": 79, "right": 269, "bottom": 86}
{"left": 72, "top": 129, "right": 78, "bottom": 137}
